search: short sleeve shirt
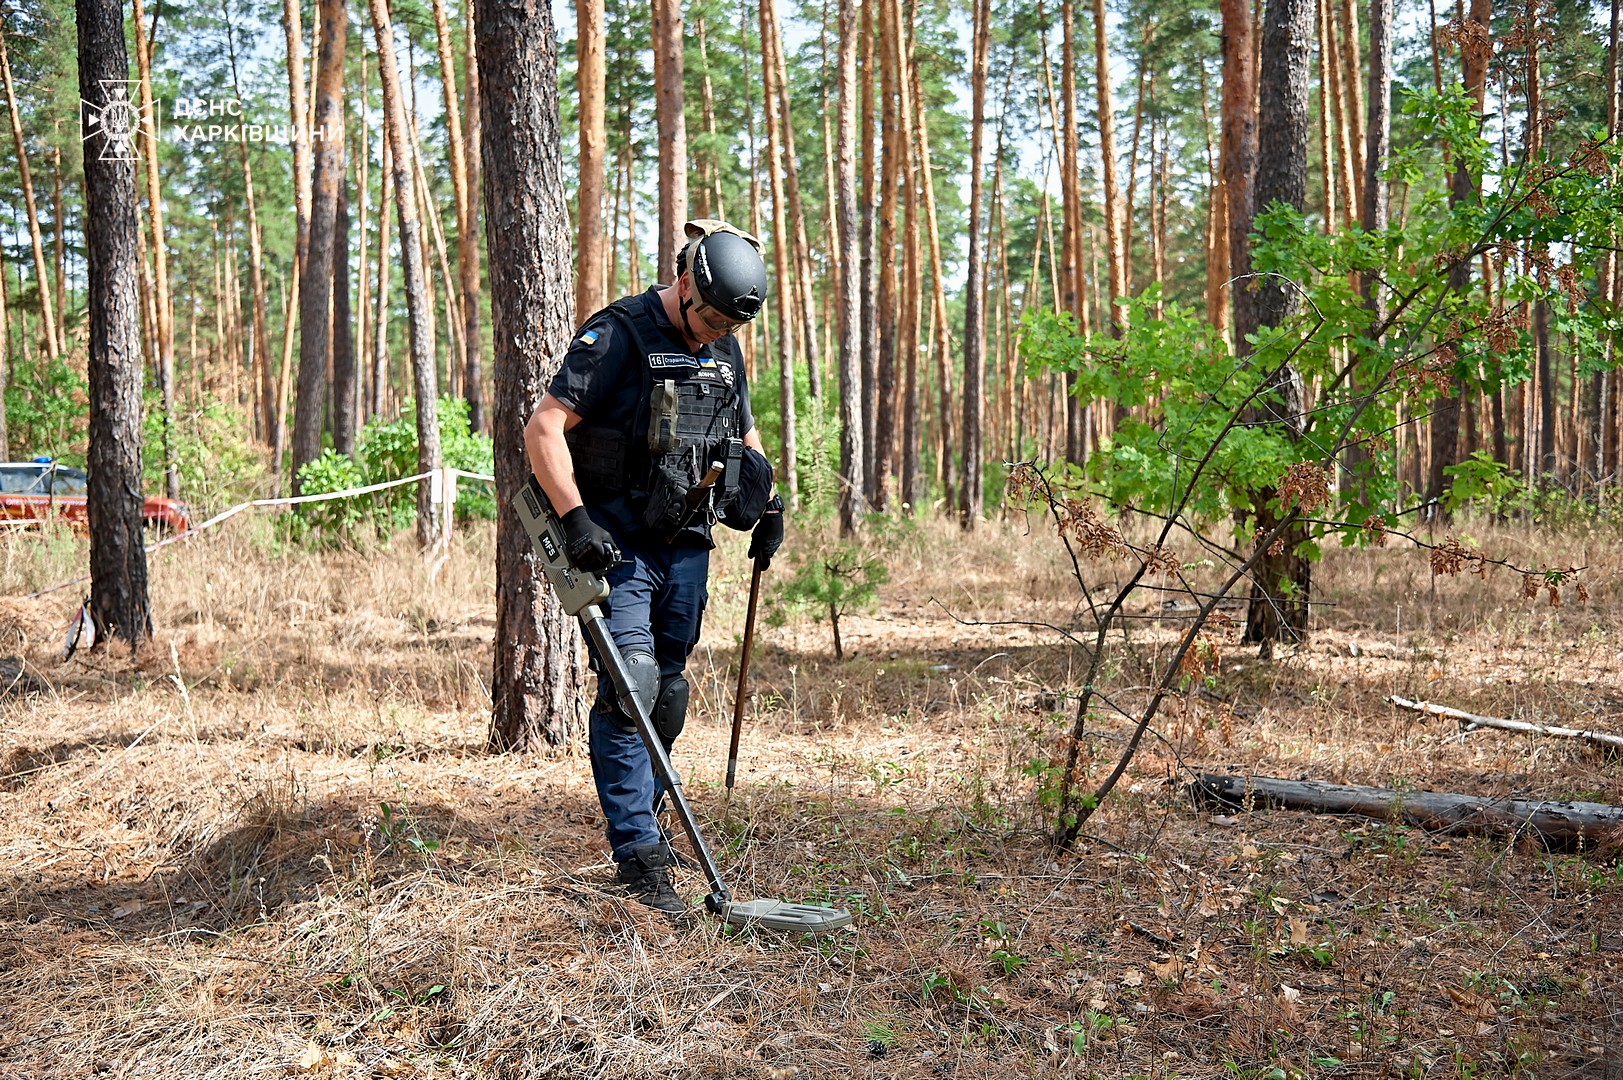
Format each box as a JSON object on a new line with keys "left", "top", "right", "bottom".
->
{"left": 547, "top": 286, "right": 754, "bottom": 436}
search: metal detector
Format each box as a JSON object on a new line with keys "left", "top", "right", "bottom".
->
{"left": 516, "top": 476, "right": 851, "bottom": 934}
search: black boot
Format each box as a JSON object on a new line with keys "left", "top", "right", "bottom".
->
{"left": 615, "top": 843, "right": 684, "bottom": 914}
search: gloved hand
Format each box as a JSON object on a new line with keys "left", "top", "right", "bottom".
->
{"left": 748, "top": 494, "right": 785, "bottom": 571}
{"left": 560, "top": 506, "right": 620, "bottom": 573}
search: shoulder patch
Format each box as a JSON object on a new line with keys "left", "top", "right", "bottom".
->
{"left": 577, "top": 329, "right": 600, "bottom": 346}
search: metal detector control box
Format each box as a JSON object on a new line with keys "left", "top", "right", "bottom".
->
{"left": 516, "top": 475, "right": 611, "bottom": 617}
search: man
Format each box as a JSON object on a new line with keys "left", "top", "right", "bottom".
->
{"left": 525, "top": 219, "right": 783, "bottom": 914}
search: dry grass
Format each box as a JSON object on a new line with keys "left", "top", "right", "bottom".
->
{"left": 0, "top": 510, "right": 1619, "bottom": 1079}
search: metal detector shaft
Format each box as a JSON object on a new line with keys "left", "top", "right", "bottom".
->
{"left": 578, "top": 606, "right": 733, "bottom": 913}
{"left": 725, "top": 558, "right": 765, "bottom": 792}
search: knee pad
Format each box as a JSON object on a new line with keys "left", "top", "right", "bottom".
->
{"left": 612, "top": 650, "right": 659, "bottom": 732}
{"left": 654, "top": 675, "right": 690, "bottom": 743}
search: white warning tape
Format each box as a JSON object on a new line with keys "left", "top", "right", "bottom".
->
{"left": 23, "top": 466, "right": 500, "bottom": 600}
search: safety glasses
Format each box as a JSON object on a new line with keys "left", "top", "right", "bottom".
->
{"left": 693, "top": 300, "right": 747, "bottom": 335}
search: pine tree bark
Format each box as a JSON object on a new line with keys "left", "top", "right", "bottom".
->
{"left": 1241, "top": 0, "right": 1314, "bottom": 650}
{"left": 462, "top": 2, "right": 484, "bottom": 431}
{"left": 910, "top": 55, "right": 956, "bottom": 506}
{"left": 897, "top": 0, "right": 922, "bottom": 511}
{"left": 575, "top": 0, "right": 606, "bottom": 318}
{"left": 369, "top": 0, "right": 443, "bottom": 546}
{"left": 759, "top": 0, "right": 797, "bottom": 501}
{"left": 652, "top": 0, "right": 687, "bottom": 283}
{"left": 476, "top": 0, "right": 588, "bottom": 749}
{"left": 276, "top": 0, "right": 315, "bottom": 490}
{"left": 859, "top": 0, "right": 878, "bottom": 504}
{"left": 429, "top": 0, "right": 481, "bottom": 433}
{"left": 333, "top": 175, "right": 357, "bottom": 454}
{"left": 835, "top": 0, "right": 864, "bottom": 535}
{"left": 372, "top": 132, "right": 393, "bottom": 417}
{"left": 764, "top": 1, "right": 823, "bottom": 401}
{"left": 293, "top": 0, "right": 347, "bottom": 492}
{"left": 130, "top": 0, "right": 175, "bottom": 498}
{"left": 1222, "top": 0, "right": 1259, "bottom": 348}
{"left": 960, "top": 0, "right": 991, "bottom": 526}
{"left": 78, "top": 0, "right": 150, "bottom": 650}
{"left": 1061, "top": 0, "right": 1086, "bottom": 464}
{"left": 0, "top": 25, "right": 58, "bottom": 359}
{"left": 52, "top": 140, "right": 65, "bottom": 353}
{"left": 1597, "top": 0, "right": 1620, "bottom": 484}
{"left": 1092, "top": 0, "right": 1128, "bottom": 337}
{"left": 872, "top": 0, "right": 901, "bottom": 510}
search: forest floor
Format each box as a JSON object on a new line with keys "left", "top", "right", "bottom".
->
{"left": 0, "top": 508, "right": 1620, "bottom": 1079}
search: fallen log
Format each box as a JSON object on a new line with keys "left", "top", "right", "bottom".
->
{"left": 1190, "top": 774, "right": 1623, "bottom": 850}
{"left": 1386, "top": 695, "right": 1623, "bottom": 752}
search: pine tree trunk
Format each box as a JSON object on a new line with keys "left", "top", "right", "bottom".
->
{"left": 859, "top": 0, "right": 878, "bottom": 504}
{"left": 1348, "top": 0, "right": 1392, "bottom": 503}
{"left": 293, "top": 0, "right": 347, "bottom": 491}
{"left": 910, "top": 56, "right": 957, "bottom": 506}
{"left": 130, "top": 0, "right": 175, "bottom": 498}
{"left": 372, "top": 132, "right": 393, "bottom": 417}
{"left": 276, "top": 0, "right": 315, "bottom": 492}
{"left": 476, "top": 0, "right": 588, "bottom": 750}
{"left": 462, "top": 4, "right": 485, "bottom": 432}
{"left": 78, "top": 0, "right": 150, "bottom": 650}
{"left": 1242, "top": 0, "right": 1314, "bottom": 651}
{"left": 333, "top": 175, "right": 358, "bottom": 454}
{"left": 226, "top": 27, "right": 274, "bottom": 446}
{"left": 1598, "top": 0, "right": 1621, "bottom": 485}
{"left": 1093, "top": 0, "right": 1128, "bottom": 337}
{"left": 356, "top": 49, "right": 371, "bottom": 430}
{"left": 835, "top": 0, "right": 864, "bottom": 535}
{"left": 575, "top": 0, "right": 606, "bottom": 318}
{"left": 765, "top": 1, "right": 823, "bottom": 402}
{"left": 960, "top": 0, "right": 991, "bottom": 527}
{"left": 429, "top": 0, "right": 478, "bottom": 435}
{"left": 1060, "top": 0, "right": 1086, "bottom": 464}
{"left": 369, "top": 0, "right": 442, "bottom": 547}
{"left": 759, "top": 0, "right": 797, "bottom": 501}
{"left": 872, "top": 0, "right": 901, "bottom": 510}
{"left": 1315, "top": 0, "right": 1336, "bottom": 227}
{"left": 818, "top": 2, "right": 840, "bottom": 305}
{"left": 898, "top": 1, "right": 922, "bottom": 511}
{"left": 696, "top": 15, "right": 726, "bottom": 219}
{"left": 0, "top": 26, "right": 59, "bottom": 358}
{"left": 1334, "top": 0, "right": 1364, "bottom": 208}
{"left": 1222, "top": 0, "right": 1258, "bottom": 347}
{"left": 52, "top": 141, "right": 65, "bottom": 352}
{"left": 653, "top": 0, "right": 687, "bottom": 283}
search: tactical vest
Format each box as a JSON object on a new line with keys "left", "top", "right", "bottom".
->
{"left": 566, "top": 296, "right": 745, "bottom": 545}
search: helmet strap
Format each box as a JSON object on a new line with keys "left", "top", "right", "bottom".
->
{"left": 678, "top": 291, "right": 702, "bottom": 346}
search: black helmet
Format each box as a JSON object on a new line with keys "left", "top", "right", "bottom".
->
{"left": 682, "top": 228, "right": 767, "bottom": 322}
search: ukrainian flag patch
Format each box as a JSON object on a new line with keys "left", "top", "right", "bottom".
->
{"left": 578, "top": 329, "right": 600, "bottom": 346}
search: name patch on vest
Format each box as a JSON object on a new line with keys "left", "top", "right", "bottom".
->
{"left": 647, "top": 353, "right": 698, "bottom": 370}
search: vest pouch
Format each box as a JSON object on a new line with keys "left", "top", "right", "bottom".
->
{"left": 641, "top": 447, "right": 696, "bottom": 536}
{"left": 648, "top": 380, "right": 680, "bottom": 453}
{"left": 566, "top": 425, "right": 629, "bottom": 494}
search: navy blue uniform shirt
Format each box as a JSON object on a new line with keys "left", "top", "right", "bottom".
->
{"left": 547, "top": 286, "right": 754, "bottom": 437}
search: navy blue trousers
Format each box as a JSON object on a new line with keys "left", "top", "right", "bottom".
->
{"left": 584, "top": 533, "right": 710, "bottom": 862}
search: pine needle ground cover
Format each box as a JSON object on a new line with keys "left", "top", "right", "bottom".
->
{"left": 0, "top": 517, "right": 1619, "bottom": 1079}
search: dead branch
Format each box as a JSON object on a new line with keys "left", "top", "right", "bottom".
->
{"left": 1190, "top": 773, "right": 1623, "bottom": 850}
{"left": 1387, "top": 695, "right": 1623, "bottom": 752}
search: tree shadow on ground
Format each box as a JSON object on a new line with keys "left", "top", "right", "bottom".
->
{"left": 0, "top": 794, "right": 504, "bottom": 943}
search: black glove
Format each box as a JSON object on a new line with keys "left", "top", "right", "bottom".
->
{"left": 748, "top": 494, "right": 785, "bottom": 570}
{"left": 560, "top": 506, "right": 620, "bottom": 573}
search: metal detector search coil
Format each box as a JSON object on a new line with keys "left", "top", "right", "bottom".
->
{"left": 515, "top": 475, "right": 852, "bottom": 934}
